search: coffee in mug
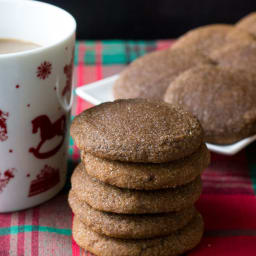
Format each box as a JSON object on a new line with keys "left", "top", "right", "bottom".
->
{"left": 0, "top": 0, "right": 76, "bottom": 212}
{"left": 0, "top": 38, "right": 41, "bottom": 54}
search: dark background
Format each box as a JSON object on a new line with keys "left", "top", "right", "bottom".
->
{"left": 43, "top": 0, "right": 256, "bottom": 39}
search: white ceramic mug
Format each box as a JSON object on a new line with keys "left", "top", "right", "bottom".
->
{"left": 0, "top": 0, "right": 76, "bottom": 212}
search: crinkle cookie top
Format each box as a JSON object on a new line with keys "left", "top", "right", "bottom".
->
{"left": 71, "top": 99, "right": 203, "bottom": 162}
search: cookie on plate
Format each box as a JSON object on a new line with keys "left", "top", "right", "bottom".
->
{"left": 210, "top": 40, "right": 256, "bottom": 73}
{"left": 72, "top": 212, "right": 204, "bottom": 256}
{"left": 69, "top": 190, "right": 196, "bottom": 239}
{"left": 225, "top": 27, "right": 255, "bottom": 44}
{"left": 164, "top": 64, "right": 256, "bottom": 145}
{"left": 71, "top": 99, "right": 204, "bottom": 163}
{"left": 71, "top": 164, "right": 202, "bottom": 214}
{"left": 81, "top": 144, "right": 210, "bottom": 190}
{"left": 172, "top": 24, "right": 233, "bottom": 55}
{"left": 236, "top": 12, "right": 256, "bottom": 37}
{"left": 113, "top": 48, "right": 213, "bottom": 100}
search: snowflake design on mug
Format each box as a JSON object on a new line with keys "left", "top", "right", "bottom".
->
{"left": 36, "top": 61, "right": 52, "bottom": 80}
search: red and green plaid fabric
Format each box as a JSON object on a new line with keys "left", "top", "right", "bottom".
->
{"left": 1, "top": 40, "right": 256, "bottom": 256}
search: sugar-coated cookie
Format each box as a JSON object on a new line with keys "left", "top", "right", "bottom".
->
{"left": 164, "top": 64, "right": 256, "bottom": 144}
{"left": 69, "top": 190, "right": 196, "bottom": 239}
{"left": 71, "top": 164, "right": 202, "bottom": 214}
{"left": 113, "top": 48, "right": 213, "bottom": 100}
{"left": 82, "top": 144, "right": 209, "bottom": 190}
{"left": 72, "top": 212, "right": 204, "bottom": 256}
{"left": 71, "top": 99, "right": 204, "bottom": 163}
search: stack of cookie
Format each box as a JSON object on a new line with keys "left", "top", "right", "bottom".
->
{"left": 69, "top": 99, "right": 210, "bottom": 256}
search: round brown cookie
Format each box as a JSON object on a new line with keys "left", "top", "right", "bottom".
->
{"left": 164, "top": 64, "right": 256, "bottom": 145}
{"left": 236, "top": 12, "right": 256, "bottom": 37}
{"left": 72, "top": 212, "right": 204, "bottom": 256}
{"left": 210, "top": 40, "right": 256, "bottom": 73}
{"left": 172, "top": 24, "right": 233, "bottom": 55}
{"left": 71, "top": 164, "right": 202, "bottom": 214}
{"left": 113, "top": 48, "right": 213, "bottom": 100}
{"left": 68, "top": 190, "right": 196, "bottom": 239}
{"left": 225, "top": 28, "right": 256, "bottom": 44}
{"left": 81, "top": 144, "right": 210, "bottom": 190}
{"left": 71, "top": 99, "right": 204, "bottom": 163}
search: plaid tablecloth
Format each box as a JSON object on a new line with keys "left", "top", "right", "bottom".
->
{"left": 1, "top": 40, "right": 256, "bottom": 256}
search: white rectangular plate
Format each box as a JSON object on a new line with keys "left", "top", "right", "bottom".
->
{"left": 76, "top": 75, "right": 118, "bottom": 105}
{"left": 76, "top": 75, "right": 256, "bottom": 155}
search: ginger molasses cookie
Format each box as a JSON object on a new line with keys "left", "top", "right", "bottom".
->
{"left": 225, "top": 28, "right": 255, "bottom": 44}
{"left": 172, "top": 24, "right": 233, "bottom": 55}
{"left": 72, "top": 212, "right": 204, "bottom": 256}
{"left": 236, "top": 12, "right": 256, "bottom": 37}
{"left": 71, "top": 164, "right": 202, "bottom": 214}
{"left": 68, "top": 190, "right": 196, "bottom": 239}
{"left": 71, "top": 99, "right": 204, "bottom": 163}
{"left": 81, "top": 144, "right": 210, "bottom": 190}
{"left": 113, "top": 48, "right": 213, "bottom": 100}
{"left": 164, "top": 64, "right": 256, "bottom": 145}
{"left": 210, "top": 40, "right": 256, "bottom": 73}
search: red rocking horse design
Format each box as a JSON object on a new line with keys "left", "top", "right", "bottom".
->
{"left": 0, "top": 169, "right": 16, "bottom": 193}
{"left": 0, "top": 109, "right": 9, "bottom": 142}
{"left": 29, "top": 114, "right": 66, "bottom": 159}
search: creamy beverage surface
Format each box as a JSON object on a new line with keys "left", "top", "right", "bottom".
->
{"left": 0, "top": 38, "right": 41, "bottom": 54}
